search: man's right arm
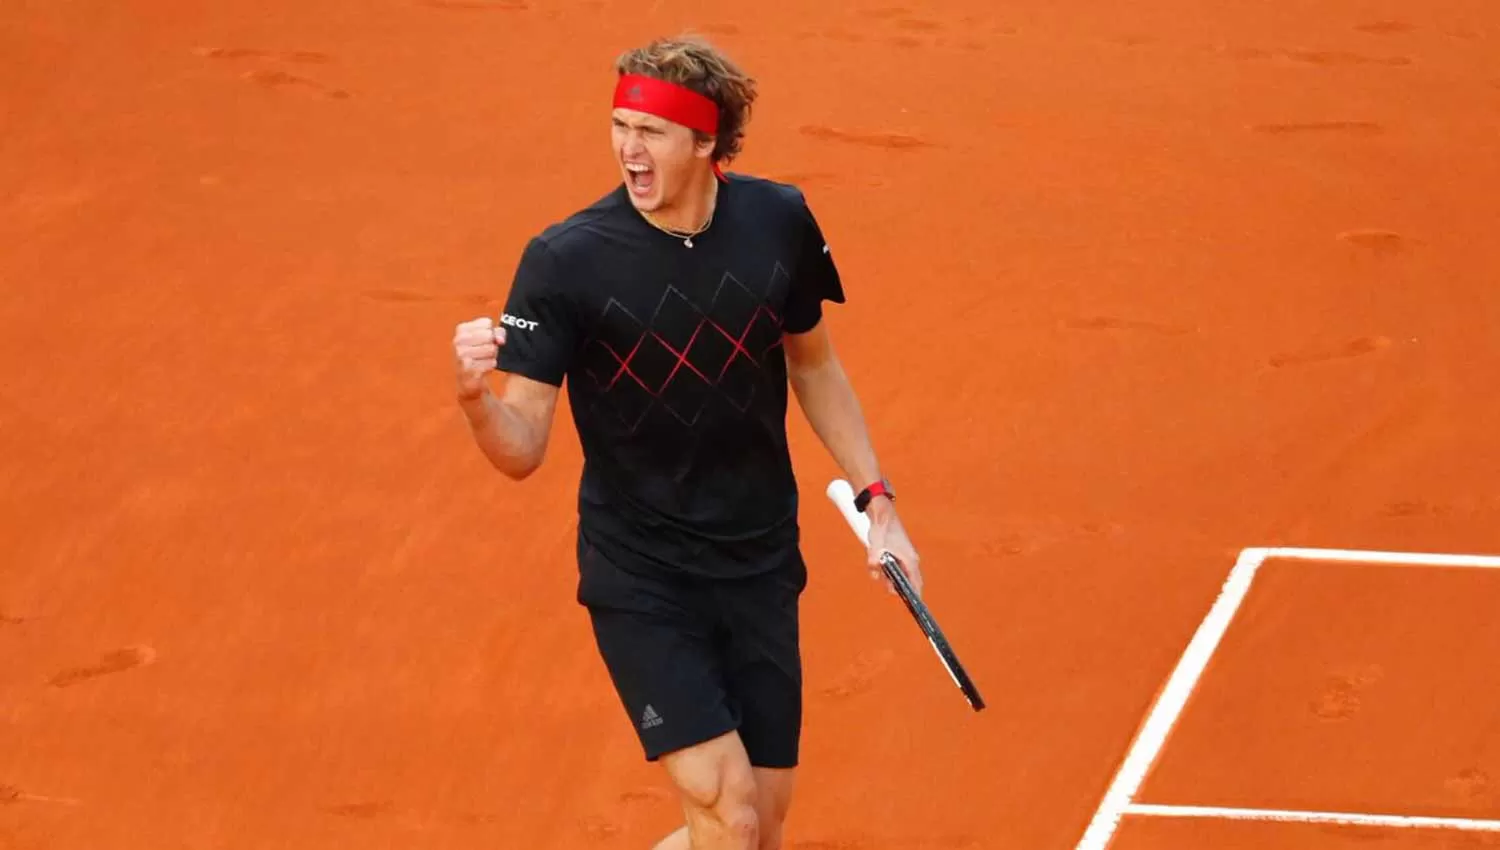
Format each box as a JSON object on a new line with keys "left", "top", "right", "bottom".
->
{"left": 454, "top": 235, "right": 578, "bottom": 479}
{"left": 457, "top": 370, "right": 559, "bottom": 481}
{"left": 452, "top": 317, "right": 562, "bottom": 481}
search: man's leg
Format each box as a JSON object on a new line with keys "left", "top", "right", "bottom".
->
{"left": 712, "top": 554, "right": 809, "bottom": 850}
{"left": 649, "top": 730, "right": 761, "bottom": 849}
{"left": 576, "top": 542, "right": 752, "bottom": 847}
{"left": 748, "top": 767, "right": 795, "bottom": 850}
{"left": 650, "top": 759, "right": 795, "bottom": 850}
{"left": 650, "top": 826, "right": 690, "bottom": 850}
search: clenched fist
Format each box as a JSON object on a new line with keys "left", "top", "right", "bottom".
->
{"left": 453, "top": 317, "right": 505, "bottom": 400}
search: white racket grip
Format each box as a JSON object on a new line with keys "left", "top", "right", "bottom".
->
{"left": 825, "top": 478, "right": 872, "bottom": 548}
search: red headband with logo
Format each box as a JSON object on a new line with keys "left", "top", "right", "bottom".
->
{"left": 613, "top": 73, "right": 726, "bottom": 180}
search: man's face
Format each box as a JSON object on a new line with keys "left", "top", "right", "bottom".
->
{"left": 612, "top": 107, "right": 712, "bottom": 213}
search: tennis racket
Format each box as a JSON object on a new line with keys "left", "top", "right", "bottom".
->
{"left": 825, "top": 479, "right": 985, "bottom": 712}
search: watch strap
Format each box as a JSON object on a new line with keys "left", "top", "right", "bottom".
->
{"left": 854, "top": 479, "right": 894, "bottom": 513}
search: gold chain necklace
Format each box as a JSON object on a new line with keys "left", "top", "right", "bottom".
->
{"left": 640, "top": 184, "right": 718, "bottom": 248}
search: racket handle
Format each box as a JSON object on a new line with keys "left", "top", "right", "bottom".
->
{"left": 825, "top": 478, "right": 873, "bottom": 547}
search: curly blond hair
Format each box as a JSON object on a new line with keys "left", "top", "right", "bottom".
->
{"left": 614, "top": 34, "right": 758, "bottom": 165}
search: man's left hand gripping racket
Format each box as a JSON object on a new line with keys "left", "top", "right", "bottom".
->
{"left": 826, "top": 479, "right": 985, "bottom": 712}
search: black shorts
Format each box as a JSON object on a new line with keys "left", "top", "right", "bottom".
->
{"left": 576, "top": 536, "right": 808, "bottom": 769}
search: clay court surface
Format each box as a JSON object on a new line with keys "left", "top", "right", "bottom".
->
{"left": 3, "top": 0, "right": 1499, "bottom": 848}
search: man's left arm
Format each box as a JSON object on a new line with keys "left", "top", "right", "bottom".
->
{"left": 785, "top": 322, "right": 923, "bottom": 596}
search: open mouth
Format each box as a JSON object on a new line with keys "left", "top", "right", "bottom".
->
{"left": 625, "top": 162, "right": 655, "bottom": 195}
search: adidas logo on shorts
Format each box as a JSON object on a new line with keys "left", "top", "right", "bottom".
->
{"left": 640, "top": 704, "right": 663, "bottom": 730}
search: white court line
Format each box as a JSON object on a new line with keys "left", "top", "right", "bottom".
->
{"left": 1073, "top": 544, "right": 1500, "bottom": 850}
{"left": 1125, "top": 803, "right": 1500, "bottom": 832}
{"left": 1262, "top": 546, "right": 1500, "bottom": 569}
{"left": 1072, "top": 547, "right": 1270, "bottom": 850}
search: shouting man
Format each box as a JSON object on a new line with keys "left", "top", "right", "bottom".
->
{"left": 451, "top": 35, "right": 923, "bottom": 850}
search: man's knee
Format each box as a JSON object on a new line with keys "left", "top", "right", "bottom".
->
{"left": 662, "top": 733, "right": 762, "bottom": 842}
{"left": 686, "top": 767, "right": 757, "bottom": 844}
{"left": 684, "top": 782, "right": 760, "bottom": 847}
{"left": 720, "top": 802, "right": 760, "bottom": 845}
{"left": 670, "top": 749, "right": 756, "bottom": 809}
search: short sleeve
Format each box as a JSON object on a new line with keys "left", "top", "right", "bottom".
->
{"left": 782, "top": 197, "right": 847, "bottom": 335}
{"left": 495, "top": 237, "right": 580, "bottom": 387}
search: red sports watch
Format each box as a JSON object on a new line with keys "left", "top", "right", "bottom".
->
{"left": 854, "top": 479, "right": 895, "bottom": 513}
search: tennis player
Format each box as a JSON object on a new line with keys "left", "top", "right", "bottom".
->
{"left": 451, "top": 35, "right": 923, "bottom": 850}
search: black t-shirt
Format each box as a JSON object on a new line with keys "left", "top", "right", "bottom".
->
{"left": 496, "top": 174, "right": 846, "bottom": 579}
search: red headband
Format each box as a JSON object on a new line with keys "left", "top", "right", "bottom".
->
{"left": 613, "top": 74, "right": 718, "bottom": 133}
{"left": 613, "top": 73, "right": 727, "bottom": 180}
